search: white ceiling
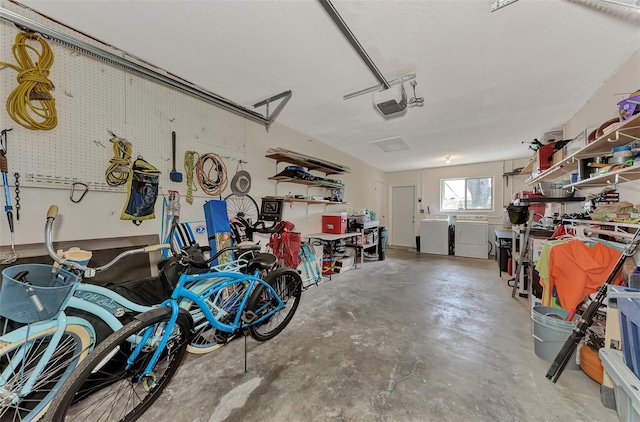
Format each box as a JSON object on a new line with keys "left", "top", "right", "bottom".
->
{"left": 15, "top": 0, "right": 640, "bottom": 172}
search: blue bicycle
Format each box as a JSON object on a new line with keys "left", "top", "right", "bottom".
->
{"left": 0, "top": 206, "right": 277, "bottom": 421}
{"left": 45, "top": 217, "right": 303, "bottom": 421}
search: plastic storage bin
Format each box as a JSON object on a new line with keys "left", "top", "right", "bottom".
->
{"left": 531, "top": 306, "right": 579, "bottom": 370}
{"left": 322, "top": 213, "right": 347, "bottom": 234}
{"left": 618, "top": 296, "right": 640, "bottom": 378}
{"left": 0, "top": 264, "right": 78, "bottom": 324}
{"left": 600, "top": 348, "right": 640, "bottom": 422}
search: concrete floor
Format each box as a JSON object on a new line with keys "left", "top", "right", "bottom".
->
{"left": 142, "top": 249, "right": 617, "bottom": 422}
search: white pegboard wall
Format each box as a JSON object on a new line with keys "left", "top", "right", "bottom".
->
{"left": 0, "top": 7, "right": 247, "bottom": 194}
{"left": 0, "top": 2, "right": 250, "bottom": 245}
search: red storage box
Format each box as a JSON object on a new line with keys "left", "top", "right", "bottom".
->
{"left": 322, "top": 213, "right": 347, "bottom": 234}
{"left": 537, "top": 142, "right": 555, "bottom": 173}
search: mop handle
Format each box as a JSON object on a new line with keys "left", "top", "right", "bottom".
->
{"left": 2, "top": 172, "right": 10, "bottom": 209}
{"left": 1, "top": 172, "right": 14, "bottom": 232}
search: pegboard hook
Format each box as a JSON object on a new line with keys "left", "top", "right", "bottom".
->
{"left": 70, "top": 182, "right": 89, "bottom": 203}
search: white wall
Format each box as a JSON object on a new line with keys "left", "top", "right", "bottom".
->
{"left": 0, "top": 4, "right": 385, "bottom": 252}
{"left": 386, "top": 157, "right": 530, "bottom": 250}
{"left": 565, "top": 50, "right": 640, "bottom": 140}
{"left": 563, "top": 49, "right": 640, "bottom": 211}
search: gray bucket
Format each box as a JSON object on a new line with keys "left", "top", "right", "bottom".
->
{"left": 531, "top": 306, "right": 580, "bottom": 370}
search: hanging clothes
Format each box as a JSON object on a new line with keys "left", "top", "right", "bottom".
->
{"left": 547, "top": 239, "right": 622, "bottom": 311}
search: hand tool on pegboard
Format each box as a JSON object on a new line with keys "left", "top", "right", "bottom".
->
{"left": 0, "top": 128, "right": 18, "bottom": 264}
{"left": 170, "top": 131, "right": 183, "bottom": 182}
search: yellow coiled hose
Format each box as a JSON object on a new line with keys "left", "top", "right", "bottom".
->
{"left": 0, "top": 32, "right": 57, "bottom": 130}
{"left": 105, "top": 133, "right": 132, "bottom": 186}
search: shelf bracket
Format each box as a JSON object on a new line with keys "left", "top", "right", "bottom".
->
{"left": 607, "top": 126, "right": 640, "bottom": 143}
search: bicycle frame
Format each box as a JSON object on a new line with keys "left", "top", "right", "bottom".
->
{"left": 0, "top": 205, "right": 265, "bottom": 419}
{"left": 132, "top": 270, "right": 285, "bottom": 378}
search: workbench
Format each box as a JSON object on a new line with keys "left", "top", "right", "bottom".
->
{"left": 303, "top": 232, "right": 363, "bottom": 280}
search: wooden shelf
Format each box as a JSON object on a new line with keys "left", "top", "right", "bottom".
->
{"left": 282, "top": 198, "right": 347, "bottom": 205}
{"left": 268, "top": 176, "right": 344, "bottom": 188}
{"left": 521, "top": 157, "right": 536, "bottom": 174}
{"left": 518, "top": 196, "right": 585, "bottom": 203}
{"left": 268, "top": 176, "right": 323, "bottom": 186}
{"left": 573, "top": 113, "right": 640, "bottom": 159}
{"left": 265, "top": 152, "right": 349, "bottom": 175}
{"left": 523, "top": 113, "right": 640, "bottom": 188}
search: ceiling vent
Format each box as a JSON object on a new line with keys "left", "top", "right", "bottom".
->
{"left": 369, "top": 137, "right": 410, "bottom": 153}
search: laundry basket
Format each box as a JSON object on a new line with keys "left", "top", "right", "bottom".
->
{"left": 0, "top": 264, "right": 78, "bottom": 324}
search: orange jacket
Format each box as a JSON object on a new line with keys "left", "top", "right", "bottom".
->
{"left": 547, "top": 240, "right": 622, "bottom": 310}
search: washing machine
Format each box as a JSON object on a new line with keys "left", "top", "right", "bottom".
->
{"left": 454, "top": 215, "right": 489, "bottom": 259}
{"left": 420, "top": 215, "right": 450, "bottom": 255}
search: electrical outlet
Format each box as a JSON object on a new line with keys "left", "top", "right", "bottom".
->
{"left": 420, "top": 209, "right": 425, "bottom": 214}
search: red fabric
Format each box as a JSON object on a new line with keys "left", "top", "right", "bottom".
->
{"left": 547, "top": 240, "right": 622, "bottom": 310}
{"left": 551, "top": 225, "right": 567, "bottom": 239}
{"left": 267, "top": 221, "right": 302, "bottom": 268}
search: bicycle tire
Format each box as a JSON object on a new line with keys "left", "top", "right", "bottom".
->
{"left": 0, "top": 324, "right": 93, "bottom": 422}
{"left": 223, "top": 193, "right": 259, "bottom": 223}
{"left": 45, "top": 308, "right": 192, "bottom": 422}
{"left": 247, "top": 268, "right": 302, "bottom": 342}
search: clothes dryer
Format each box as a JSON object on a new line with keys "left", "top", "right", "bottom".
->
{"left": 454, "top": 215, "right": 489, "bottom": 259}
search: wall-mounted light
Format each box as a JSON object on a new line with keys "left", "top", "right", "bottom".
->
{"left": 445, "top": 153, "right": 451, "bottom": 164}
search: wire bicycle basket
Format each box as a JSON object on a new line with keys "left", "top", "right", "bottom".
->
{"left": 0, "top": 264, "right": 78, "bottom": 323}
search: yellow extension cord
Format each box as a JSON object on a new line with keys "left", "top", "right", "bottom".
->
{"left": 184, "top": 151, "right": 199, "bottom": 205}
{"left": 0, "top": 32, "right": 57, "bottom": 131}
{"left": 105, "top": 133, "right": 132, "bottom": 186}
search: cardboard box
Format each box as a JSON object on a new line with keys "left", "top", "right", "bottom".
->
{"left": 322, "top": 213, "right": 347, "bottom": 234}
{"left": 529, "top": 236, "right": 548, "bottom": 263}
{"left": 334, "top": 256, "right": 354, "bottom": 273}
{"left": 551, "top": 149, "right": 564, "bottom": 167}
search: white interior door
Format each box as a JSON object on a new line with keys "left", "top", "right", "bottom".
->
{"left": 391, "top": 185, "right": 415, "bottom": 247}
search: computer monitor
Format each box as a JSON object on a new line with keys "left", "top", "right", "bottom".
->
{"left": 260, "top": 198, "right": 284, "bottom": 222}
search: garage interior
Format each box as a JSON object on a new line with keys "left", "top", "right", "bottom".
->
{"left": 0, "top": 0, "right": 639, "bottom": 421}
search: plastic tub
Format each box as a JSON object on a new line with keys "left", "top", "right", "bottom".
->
{"left": 531, "top": 306, "right": 580, "bottom": 370}
{"left": 617, "top": 296, "right": 640, "bottom": 378}
{"left": 600, "top": 348, "right": 640, "bottom": 422}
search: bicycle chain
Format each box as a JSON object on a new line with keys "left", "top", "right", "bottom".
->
{"left": 13, "top": 172, "right": 20, "bottom": 221}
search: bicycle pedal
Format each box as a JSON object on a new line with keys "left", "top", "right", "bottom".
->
{"left": 241, "top": 310, "right": 257, "bottom": 324}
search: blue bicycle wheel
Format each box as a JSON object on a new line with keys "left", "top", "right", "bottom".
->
{"left": 0, "top": 324, "right": 93, "bottom": 421}
{"left": 45, "top": 308, "right": 192, "bottom": 422}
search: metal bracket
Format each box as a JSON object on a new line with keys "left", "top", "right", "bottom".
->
{"left": 607, "top": 126, "right": 640, "bottom": 143}
{"left": 253, "top": 90, "right": 293, "bottom": 132}
{"left": 343, "top": 73, "right": 416, "bottom": 100}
